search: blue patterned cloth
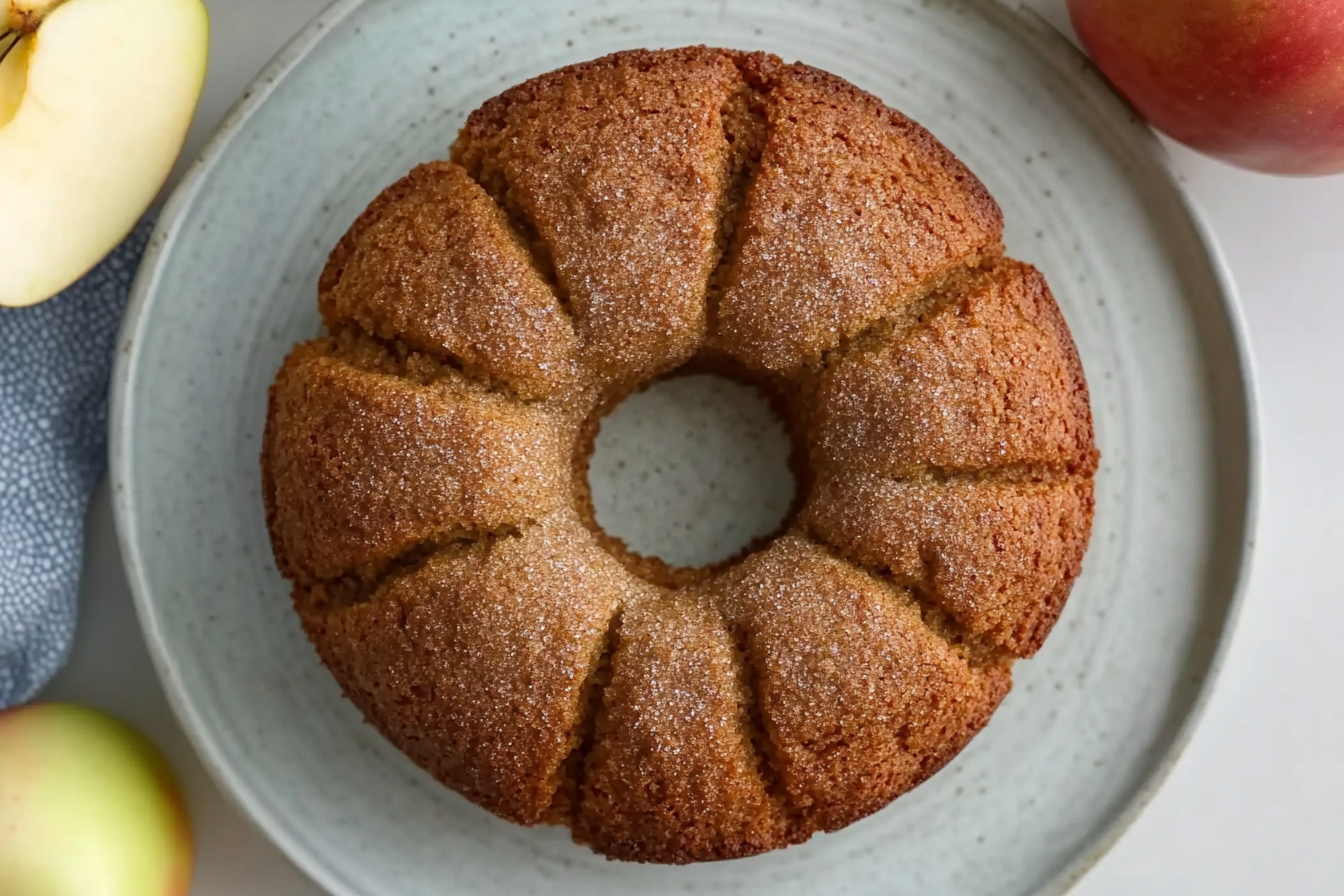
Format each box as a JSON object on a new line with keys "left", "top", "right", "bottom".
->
{"left": 0, "top": 220, "right": 153, "bottom": 708}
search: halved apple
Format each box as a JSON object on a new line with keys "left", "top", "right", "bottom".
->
{"left": 0, "top": 0, "right": 209, "bottom": 307}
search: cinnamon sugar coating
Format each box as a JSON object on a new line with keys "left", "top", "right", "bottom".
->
{"left": 802, "top": 473, "right": 1095, "bottom": 657}
{"left": 708, "top": 534, "right": 1011, "bottom": 833}
{"left": 710, "top": 63, "right": 1004, "bottom": 375}
{"left": 812, "top": 258, "right": 1097, "bottom": 479}
{"left": 262, "top": 338, "right": 571, "bottom": 583}
{"left": 455, "top": 47, "right": 746, "bottom": 387}
{"left": 296, "top": 512, "right": 630, "bottom": 825}
{"left": 262, "top": 47, "right": 1098, "bottom": 864}
{"left": 575, "top": 592, "right": 790, "bottom": 861}
{"left": 319, "top": 161, "right": 579, "bottom": 400}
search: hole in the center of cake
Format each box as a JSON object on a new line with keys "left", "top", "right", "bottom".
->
{"left": 587, "top": 373, "right": 796, "bottom": 572}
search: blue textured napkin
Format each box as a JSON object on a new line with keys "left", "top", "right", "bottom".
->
{"left": 0, "top": 220, "right": 154, "bottom": 708}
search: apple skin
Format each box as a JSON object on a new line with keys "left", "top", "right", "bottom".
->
{"left": 0, "top": 702, "right": 192, "bottom": 896}
{"left": 1068, "top": 0, "right": 1344, "bottom": 175}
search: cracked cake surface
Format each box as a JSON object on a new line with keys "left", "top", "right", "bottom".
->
{"left": 262, "top": 46, "right": 1098, "bottom": 864}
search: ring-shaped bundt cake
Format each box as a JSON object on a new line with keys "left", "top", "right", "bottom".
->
{"left": 262, "top": 47, "right": 1099, "bottom": 864}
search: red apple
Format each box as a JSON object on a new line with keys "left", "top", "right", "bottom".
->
{"left": 1068, "top": 0, "right": 1344, "bottom": 174}
{"left": 0, "top": 702, "right": 193, "bottom": 896}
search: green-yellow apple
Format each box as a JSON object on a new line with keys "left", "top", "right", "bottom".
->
{"left": 0, "top": 702, "right": 193, "bottom": 896}
{"left": 0, "top": 0, "right": 209, "bottom": 307}
{"left": 1068, "top": 0, "right": 1344, "bottom": 175}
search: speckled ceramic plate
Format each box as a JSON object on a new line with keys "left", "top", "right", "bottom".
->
{"left": 110, "top": 1, "right": 1258, "bottom": 894}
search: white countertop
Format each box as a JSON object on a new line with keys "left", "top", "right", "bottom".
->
{"left": 42, "top": 1, "right": 1344, "bottom": 893}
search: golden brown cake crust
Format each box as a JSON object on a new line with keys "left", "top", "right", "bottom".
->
{"left": 319, "top": 161, "right": 579, "bottom": 400}
{"left": 802, "top": 474, "right": 1096, "bottom": 657}
{"left": 800, "top": 257, "right": 1099, "bottom": 656}
{"left": 709, "top": 535, "right": 1011, "bottom": 833}
{"left": 298, "top": 512, "right": 630, "bottom": 825}
{"left": 711, "top": 63, "right": 1005, "bottom": 375}
{"left": 454, "top": 47, "right": 745, "bottom": 387}
{"left": 262, "top": 46, "right": 1098, "bottom": 864}
{"left": 574, "top": 592, "right": 792, "bottom": 861}
{"left": 262, "top": 338, "right": 572, "bottom": 584}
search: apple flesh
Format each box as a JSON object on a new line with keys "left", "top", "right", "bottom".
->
{"left": 1068, "top": 0, "right": 1344, "bottom": 175}
{"left": 0, "top": 702, "right": 193, "bottom": 896}
{"left": 0, "top": 0, "right": 209, "bottom": 307}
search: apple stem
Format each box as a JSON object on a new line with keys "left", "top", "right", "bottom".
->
{"left": 0, "top": 30, "right": 20, "bottom": 69}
